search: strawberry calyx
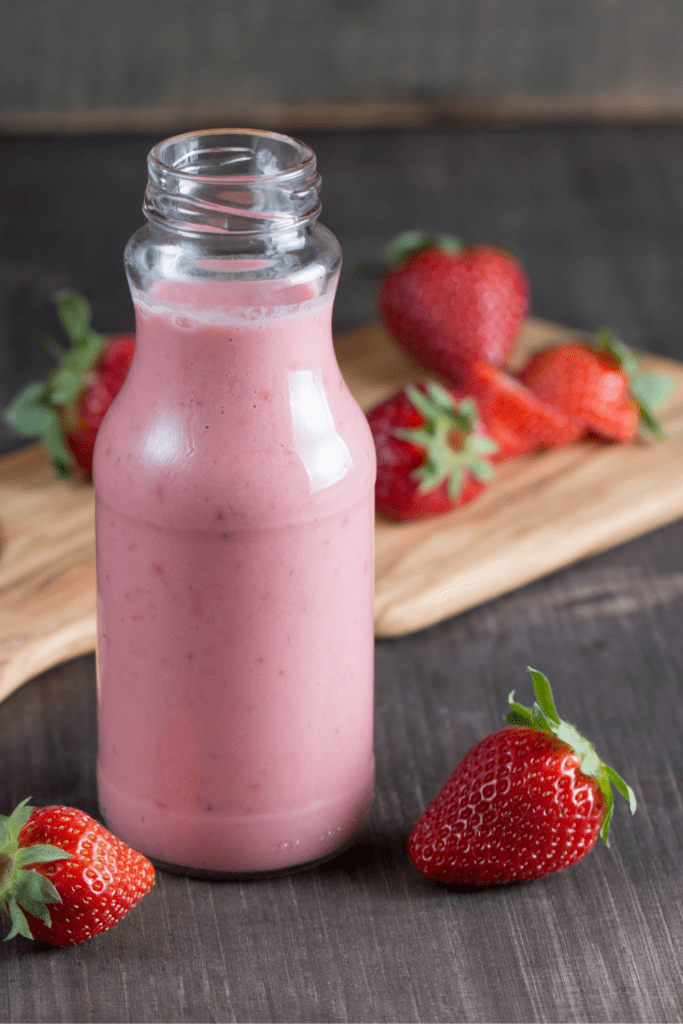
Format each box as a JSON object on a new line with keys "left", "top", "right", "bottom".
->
{"left": 593, "top": 328, "right": 673, "bottom": 438}
{"left": 4, "top": 290, "right": 106, "bottom": 477}
{"left": 384, "top": 230, "right": 464, "bottom": 268}
{"left": 505, "top": 668, "right": 637, "bottom": 845}
{"left": 397, "top": 381, "right": 499, "bottom": 499}
{"left": 0, "top": 798, "right": 72, "bottom": 942}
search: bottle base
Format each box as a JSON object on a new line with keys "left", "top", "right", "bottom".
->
{"left": 98, "top": 770, "right": 374, "bottom": 878}
{"left": 148, "top": 829, "right": 365, "bottom": 881}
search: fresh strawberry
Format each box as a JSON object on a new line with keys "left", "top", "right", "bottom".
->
{"left": 0, "top": 799, "right": 154, "bottom": 945}
{"left": 518, "top": 330, "right": 672, "bottom": 442}
{"left": 4, "top": 290, "right": 135, "bottom": 478}
{"left": 463, "top": 359, "right": 585, "bottom": 457}
{"left": 408, "top": 668, "right": 636, "bottom": 886}
{"left": 367, "top": 381, "right": 499, "bottom": 521}
{"left": 377, "top": 231, "right": 530, "bottom": 381}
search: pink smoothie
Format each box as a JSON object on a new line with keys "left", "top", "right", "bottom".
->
{"left": 94, "top": 278, "right": 376, "bottom": 874}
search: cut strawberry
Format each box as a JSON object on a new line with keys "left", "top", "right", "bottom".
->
{"left": 463, "top": 360, "right": 585, "bottom": 458}
{"left": 518, "top": 330, "right": 672, "bottom": 442}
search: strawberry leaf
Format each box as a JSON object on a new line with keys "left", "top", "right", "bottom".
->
{"left": 470, "top": 457, "right": 495, "bottom": 483}
{"left": 506, "top": 669, "right": 635, "bottom": 844}
{"left": 505, "top": 692, "right": 536, "bottom": 728}
{"left": 66, "top": 330, "right": 105, "bottom": 375}
{"left": 0, "top": 799, "right": 69, "bottom": 943}
{"left": 529, "top": 668, "right": 560, "bottom": 724}
{"left": 50, "top": 367, "right": 84, "bottom": 406}
{"left": 4, "top": 383, "right": 73, "bottom": 477}
{"left": 597, "top": 776, "right": 615, "bottom": 846}
{"left": 5, "top": 384, "right": 53, "bottom": 436}
{"left": 55, "top": 290, "right": 91, "bottom": 346}
{"left": 596, "top": 329, "right": 640, "bottom": 379}
{"left": 4, "top": 898, "right": 33, "bottom": 942}
{"left": 0, "top": 798, "right": 34, "bottom": 841}
{"left": 4, "top": 289, "right": 109, "bottom": 479}
{"left": 385, "top": 230, "right": 463, "bottom": 267}
{"left": 396, "top": 382, "right": 498, "bottom": 501}
{"left": 601, "top": 765, "right": 637, "bottom": 815}
{"left": 594, "top": 328, "right": 672, "bottom": 438}
{"left": 629, "top": 372, "right": 673, "bottom": 409}
{"left": 16, "top": 845, "right": 72, "bottom": 868}
{"left": 14, "top": 872, "right": 56, "bottom": 926}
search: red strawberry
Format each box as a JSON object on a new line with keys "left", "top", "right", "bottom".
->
{"left": 518, "top": 330, "right": 672, "bottom": 442}
{"left": 408, "top": 668, "right": 636, "bottom": 886}
{"left": 463, "top": 360, "right": 585, "bottom": 457}
{"left": 0, "top": 799, "right": 155, "bottom": 945}
{"left": 5, "top": 290, "right": 135, "bottom": 478}
{"left": 377, "top": 232, "right": 530, "bottom": 381}
{"left": 367, "top": 381, "right": 499, "bottom": 521}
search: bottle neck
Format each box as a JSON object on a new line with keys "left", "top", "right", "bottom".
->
{"left": 142, "top": 129, "right": 322, "bottom": 244}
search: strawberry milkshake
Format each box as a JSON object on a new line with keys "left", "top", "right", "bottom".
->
{"left": 94, "top": 131, "right": 376, "bottom": 875}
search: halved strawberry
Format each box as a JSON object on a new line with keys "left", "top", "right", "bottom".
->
{"left": 518, "top": 330, "right": 672, "bottom": 442}
{"left": 4, "top": 291, "right": 134, "bottom": 478}
{"left": 462, "top": 360, "right": 585, "bottom": 458}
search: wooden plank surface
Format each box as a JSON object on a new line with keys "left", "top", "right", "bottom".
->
{"left": 2, "top": 315, "right": 683, "bottom": 701}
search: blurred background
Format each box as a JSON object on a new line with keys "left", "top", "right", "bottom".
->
{"left": 3, "top": 0, "right": 683, "bottom": 454}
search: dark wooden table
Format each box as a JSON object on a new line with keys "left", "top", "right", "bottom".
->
{"left": 2, "top": 126, "right": 683, "bottom": 1023}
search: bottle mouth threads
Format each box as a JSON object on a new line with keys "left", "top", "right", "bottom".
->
{"left": 144, "top": 129, "right": 322, "bottom": 236}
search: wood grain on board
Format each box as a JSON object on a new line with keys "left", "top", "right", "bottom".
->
{"left": 1, "top": 316, "right": 683, "bottom": 702}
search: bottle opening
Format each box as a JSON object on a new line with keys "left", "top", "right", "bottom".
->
{"left": 144, "top": 129, "right": 322, "bottom": 236}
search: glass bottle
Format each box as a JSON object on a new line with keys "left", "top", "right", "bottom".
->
{"left": 94, "top": 129, "right": 376, "bottom": 877}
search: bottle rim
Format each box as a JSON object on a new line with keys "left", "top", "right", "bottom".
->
{"left": 143, "top": 128, "right": 322, "bottom": 236}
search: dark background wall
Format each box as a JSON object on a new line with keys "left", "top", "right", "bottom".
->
{"left": 3, "top": 1, "right": 683, "bottom": 456}
{"left": 3, "top": 0, "right": 683, "bottom": 133}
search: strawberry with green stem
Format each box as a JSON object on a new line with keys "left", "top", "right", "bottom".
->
{"left": 377, "top": 231, "right": 530, "bottom": 381}
{"left": 367, "top": 381, "right": 499, "bottom": 521}
{"left": 5, "top": 290, "right": 135, "bottom": 478}
{"left": 408, "top": 668, "right": 636, "bottom": 885}
{"left": 518, "top": 329, "right": 672, "bottom": 442}
{"left": 0, "top": 799, "right": 154, "bottom": 946}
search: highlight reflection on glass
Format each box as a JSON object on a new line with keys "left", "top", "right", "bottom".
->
{"left": 288, "top": 369, "right": 354, "bottom": 492}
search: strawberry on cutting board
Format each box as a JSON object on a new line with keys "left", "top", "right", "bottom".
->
{"left": 367, "top": 381, "right": 499, "bottom": 521}
{"left": 463, "top": 359, "right": 585, "bottom": 457}
{"left": 0, "top": 799, "right": 154, "bottom": 945}
{"left": 518, "top": 329, "right": 673, "bottom": 442}
{"left": 377, "top": 231, "right": 530, "bottom": 382}
{"left": 4, "top": 290, "right": 135, "bottom": 478}
{"left": 408, "top": 668, "right": 636, "bottom": 886}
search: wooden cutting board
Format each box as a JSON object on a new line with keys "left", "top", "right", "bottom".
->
{"left": 2, "top": 316, "right": 683, "bottom": 703}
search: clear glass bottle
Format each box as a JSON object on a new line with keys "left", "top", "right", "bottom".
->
{"left": 94, "top": 129, "right": 376, "bottom": 877}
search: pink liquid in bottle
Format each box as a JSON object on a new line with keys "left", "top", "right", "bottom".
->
{"left": 94, "top": 131, "right": 376, "bottom": 875}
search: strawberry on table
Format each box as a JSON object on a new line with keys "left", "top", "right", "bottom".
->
{"left": 408, "top": 668, "right": 636, "bottom": 886}
{"left": 518, "top": 329, "right": 672, "bottom": 442}
{"left": 377, "top": 231, "right": 530, "bottom": 382}
{"left": 367, "top": 381, "right": 499, "bottom": 521}
{"left": 0, "top": 799, "right": 154, "bottom": 945}
{"left": 4, "top": 290, "right": 135, "bottom": 478}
